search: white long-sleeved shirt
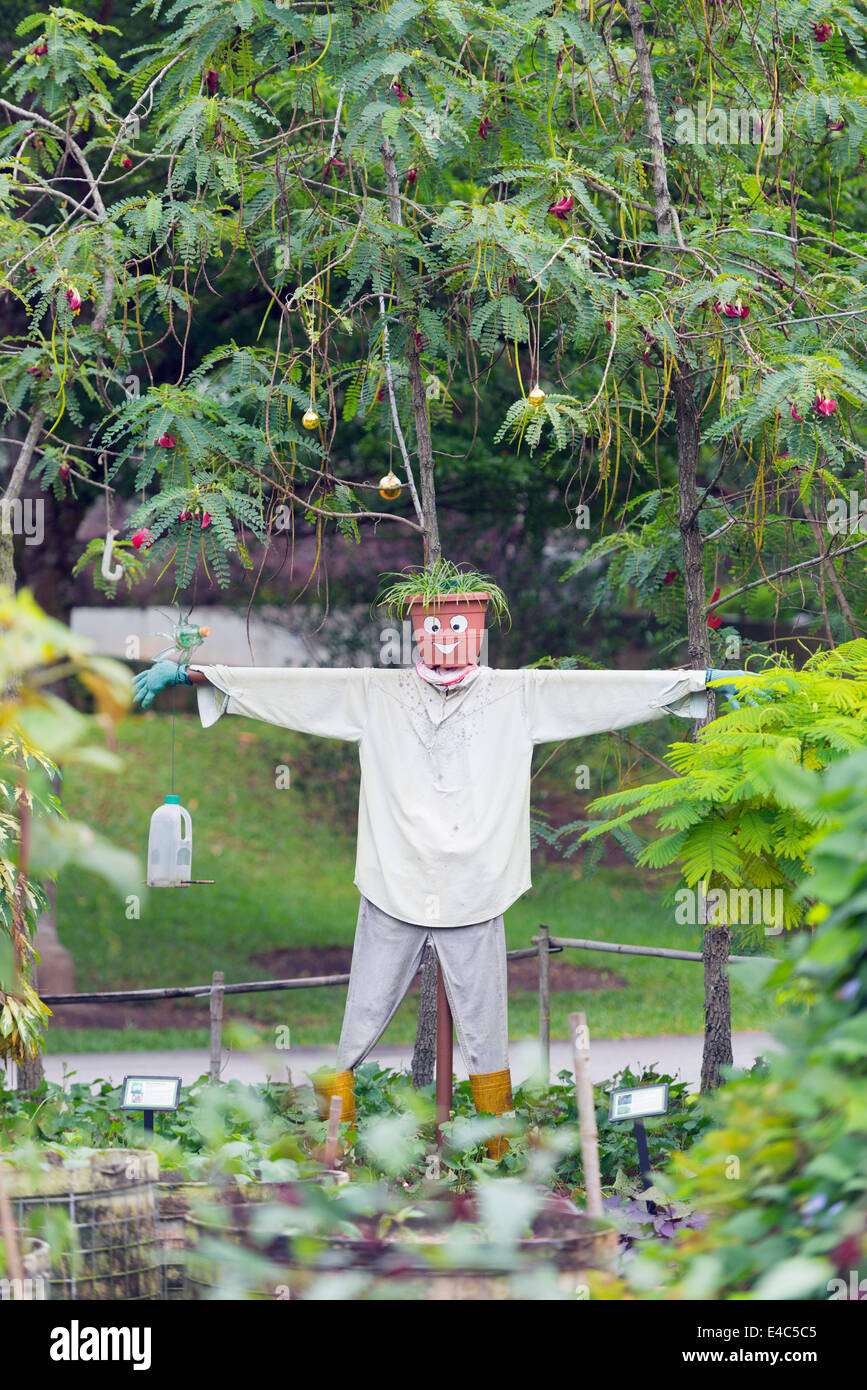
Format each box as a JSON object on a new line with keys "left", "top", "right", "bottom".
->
{"left": 191, "top": 665, "right": 708, "bottom": 928}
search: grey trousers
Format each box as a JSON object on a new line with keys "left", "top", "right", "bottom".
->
{"left": 337, "top": 896, "right": 510, "bottom": 1075}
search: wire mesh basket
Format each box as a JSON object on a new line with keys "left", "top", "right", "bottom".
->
{"left": 7, "top": 1150, "right": 163, "bottom": 1300}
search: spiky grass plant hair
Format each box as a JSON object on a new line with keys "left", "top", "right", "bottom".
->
{"left": 375, "top": 559, "right": 511, "bottom": 626}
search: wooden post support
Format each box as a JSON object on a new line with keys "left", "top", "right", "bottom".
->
{"left": 324, "top": 1093, "right": 343, "bottom": 1169}
{"left": 569, "top": 1011, "right": 604, "bottom": 1219}
{"left": 537, "top": 925, "right": 551, "bottom": 1078}
{"left": 435, "top": 963, "right": 453, "bottom": 1148}
{"left": 209, "top": 970, "right": 225, "bottom": 1084}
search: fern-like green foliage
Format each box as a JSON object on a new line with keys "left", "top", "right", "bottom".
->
{"left": 626, "top": 743, "right": 867, "bottom": 1300}
{"left": 4, "top": 0, "right": 867, "bottom": 618}
{"left": 575, "top": 642, "right": 867, "bottom": 935}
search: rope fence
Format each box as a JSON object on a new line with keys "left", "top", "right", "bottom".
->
{"left": 39, "top": 945, "right": 555, "bottom": 1006}
{"left": 36, "top": 929, "right": 770, "bottom": 1079}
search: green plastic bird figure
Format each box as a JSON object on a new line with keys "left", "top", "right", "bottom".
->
{"left": 150, "top": 607, "right": 211, "bottom": 667}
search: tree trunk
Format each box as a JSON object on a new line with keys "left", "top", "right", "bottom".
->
{"left": 0, "top": 529, "right": 13, "bottom": 591}
{"left": 1, "top": 408, "right": 47, "bottom": 591}
{"left": 381, "top": 136, "right": 444, "bottom": 1073}
{"left": 624, "top": 1, "right": 731, "bottom": 1090}
{"left": 674, "top": 372, "right": 713, "bottom": 686}
{"left": 17, "top": 1055, "right": 45, "bottom": 1093}
{"left": 1, "top": 412, "right": 51, "bottom": 1094}
{"left": 411, "top": 942, "right": 438, "bottom": 1087}
{"left": 379, "top": 138, "right": 441, "bottom": 566}
{"left": 674, "top": 370, "right": 731, "bottom": 1090}
{"left": 700, "top": 924, "right": 733, "bottom": 1090}
{"left": 0, "top": 126, "right": 115, "bottom": 1092}
{"left": 10, "top": 796, "right": 46, "bottom": 1096}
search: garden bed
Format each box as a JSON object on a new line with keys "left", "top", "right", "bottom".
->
{"left": 182, "top": 1185, "right": 617, "bottom": 1300}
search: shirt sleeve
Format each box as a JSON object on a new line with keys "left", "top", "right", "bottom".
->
{"left": 523, "top": 668, "right": 709, "bottom": 744}
{"left": 189, "top": 666, "right": 371, "bottom": 742}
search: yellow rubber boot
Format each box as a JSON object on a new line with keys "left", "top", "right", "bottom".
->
{"left": 313, "top": 1069, "right": 356, "bottom": 1127}
{"left": 469, "top": 1068, "right": 514, "bottom": 1160}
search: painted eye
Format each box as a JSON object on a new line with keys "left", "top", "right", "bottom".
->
{"left": 450, "top": 615, "right": 468, "bottom": 633}
{"left": 423, "top": 616, "right": 441, "bottom": 634}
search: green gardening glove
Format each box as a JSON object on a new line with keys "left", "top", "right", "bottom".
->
{"left": 706, "top": 668, "right": 764, "bottom": 710}
{"left": 132, "top": 660, "right": 191, "bottom": 709}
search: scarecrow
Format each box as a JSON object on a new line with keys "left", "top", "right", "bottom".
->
{"left": 134, "top": 585, "right": 741, "bottom": 1156}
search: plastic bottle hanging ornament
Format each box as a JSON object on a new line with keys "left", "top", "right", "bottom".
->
{"left": 528, "top": 290, "right": 546, "bottom": 406}
{"left": 147, "top": 794, "right": 193, "bottom": 887}
{"left": 303, "top": 339, "right": 320, "bottom": 428}
{"left": 143, "top": 605, "right": 214, "bottom": 886}
{"left": 378, "top": 469, "right": 403, "bottom": 500}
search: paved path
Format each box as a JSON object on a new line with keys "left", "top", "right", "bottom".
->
{"left": 41, "top": 1031, "right": 780, "bottom": 1091}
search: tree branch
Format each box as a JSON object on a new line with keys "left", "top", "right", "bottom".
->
{"left": 708, "top": 535, "right": 867, "bottom": 610}
{"left": 381, "top": 137, "right": 441, "bottom": 566}
{"left": 623, "top": 0, "right": 686, "bottom": 250}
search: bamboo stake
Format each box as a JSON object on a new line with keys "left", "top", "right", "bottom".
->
{"left": 550, "top": 935, "right": 755, "bottom": 964}
{"left": 323, "top": 1093, "right": 343, "bottom": 1168}
{"left": 569, "top": 1011, "right": 603, "bottom": 1219}
{"left": 208, "top": 971, "right": 224, "bottom": 1084}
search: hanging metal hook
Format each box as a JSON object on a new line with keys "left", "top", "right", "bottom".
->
{"left": 98, "top": 450, "right": 123, "bottom": 583}
{"left": 101, "top": 528, "right": 123, "bottom": 583}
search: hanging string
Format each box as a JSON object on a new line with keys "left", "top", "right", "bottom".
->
{"left": 170, "top": 674, "right": 177, "bottom": 796}
{"left": 102, "top": 452, "right": 111, "bottom": 531}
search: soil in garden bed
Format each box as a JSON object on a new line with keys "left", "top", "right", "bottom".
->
{"left": 46, "top": 997, "right": 229, "bottom": 1030}
{"left": 252, "top": 946, "right": 627, "bottom": 993}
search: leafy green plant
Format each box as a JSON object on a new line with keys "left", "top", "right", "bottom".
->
{"left": 623, "top": 746, "right": 867, "bottom": 1300}
{"left": 569, "top": 642, "right": 867, "bottom": 937}
{"left": 0, "top": 588, "right": 139, "bottom": 1062}
{"left": 602, "top": 1181, "right": 710, "bottom": 1244}
{"left": 0, "top": 1060, "right": 708, "bottom": 1192}
{"left": 375, "top": 560, "right": 511, "bottom": 626}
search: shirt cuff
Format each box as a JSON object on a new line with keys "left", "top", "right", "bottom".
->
{"left": 189, "top": 671, "right": 230, "bottom": 728}
{"left": 651, "top": 672, "right": 709, "bottom": 721}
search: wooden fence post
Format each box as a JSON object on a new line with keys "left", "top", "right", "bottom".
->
{"left": 537, "top": 925, "right": 551, "bottom": 1078}
{"left": 209, "top": 970, "right": 225, "bottom": 1084}
{"left": 569, "top": 1010, "right": 604, "bottom": 1219}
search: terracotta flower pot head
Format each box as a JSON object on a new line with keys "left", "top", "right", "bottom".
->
{"left": 410, "top": 591, "right": 489, "bottom": 668}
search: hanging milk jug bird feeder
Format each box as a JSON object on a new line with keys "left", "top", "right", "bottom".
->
{"left": 136, "top": 607, "right": 214, "bottom": 887}
{"left": 147, "top": 795, "right": 192, "bottom": 887}
{"left": 378, "top": 469, "right": 402, "bottom": 500}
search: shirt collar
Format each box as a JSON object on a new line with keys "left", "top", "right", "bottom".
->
{"left": 414, "top": 661, "right": 482, "bottom": 691}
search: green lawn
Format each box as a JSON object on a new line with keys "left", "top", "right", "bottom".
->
{"left": 47, "top": 712, "right": 781, "bottom": 1053}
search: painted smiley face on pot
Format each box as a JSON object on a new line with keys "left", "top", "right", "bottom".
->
{"left": 423, "top": 613, "right": 469, "bottom": 655}
{"left": 410, "top": 595, "right": 488, "bottom": 668}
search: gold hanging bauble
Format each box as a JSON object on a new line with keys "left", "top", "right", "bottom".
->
{"left": 302, "top": 407, "right": 320, "bottom": 429}
{"left": 528, "top": 385, "right": 546, "bottom": 406}
{"left": 378, "top": 469, "right": 403, "bottom": 500}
